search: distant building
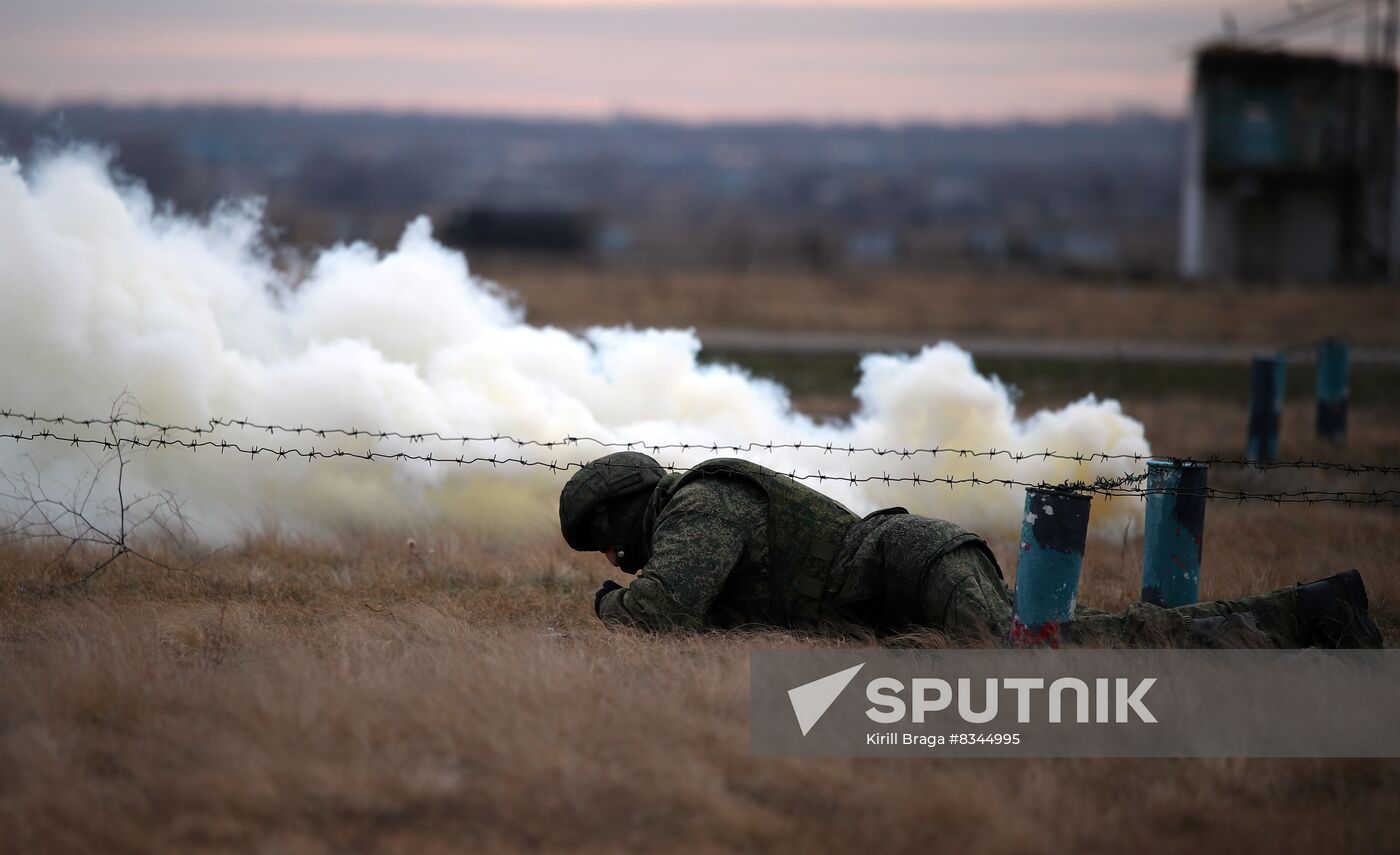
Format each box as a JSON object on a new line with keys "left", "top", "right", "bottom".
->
{"left": 1034, "top": 231, "right": 1120, "bottom": 273}
{"left": 438, "top": 207, "right": 595, "bottom": 256}
{"left": 844, "top": 230, "right": 899, "bottom": 266}
{"left": 1179, "top": 45, "right": 1398, "bottom": 282}
{"left": 593, "top": 223, "right": 634, "bottom": 255}
{"left": 963, "top": 225, "right": 1010, "bottom": 263}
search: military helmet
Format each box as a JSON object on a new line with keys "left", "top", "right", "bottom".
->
{"left": 559, "top": 452, "right": 666, "bottom": 552}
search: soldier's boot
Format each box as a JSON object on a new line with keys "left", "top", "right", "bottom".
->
{"left": 1296, "top": 569, "right": 1383, "bottom": 649}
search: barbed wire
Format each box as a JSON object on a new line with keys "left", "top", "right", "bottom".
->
{"left": 3, "top": 410, "right": 1398, "bottom": 477}
{"left": 4, "top": 428, "right": 1398, "bottom": 506}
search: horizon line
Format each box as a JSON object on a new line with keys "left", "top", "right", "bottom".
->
{"left": 0, "top": 93, "right": 1186, "bottom": 129}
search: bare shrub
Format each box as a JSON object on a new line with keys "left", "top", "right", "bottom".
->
{"left": 1, "top": 397, "right": 214, "bottom": 591}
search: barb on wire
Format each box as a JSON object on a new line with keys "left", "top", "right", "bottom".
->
{"left": 3, "top": 409, "right": 1398, "bottom": 477}
{"left": 3, "top": 429, "right": 1398, "bottom": 506}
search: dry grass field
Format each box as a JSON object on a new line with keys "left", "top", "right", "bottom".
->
{"left": 3, "top": 267, "right": 1399, "bottom": 853}
{"left": 489, "top": 263, "right": 1400, "bottom": 349}
{"left": 2, "top": 394, "right": 1398, "bottom": 853}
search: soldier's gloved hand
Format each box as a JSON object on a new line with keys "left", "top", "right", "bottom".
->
{"left": 594, "top": 580, "right": 623, "bottom": 616}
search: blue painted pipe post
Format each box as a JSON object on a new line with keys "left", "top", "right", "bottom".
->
{"left": 1012, "top": 487, "right": 1092, "bottom": 648}
{"left": 1315, "top": 338, "right": 1350, "bottom": 443}
{"left": 1246, "top": 353, "right": 1286, "bottom": 463}
{"left": 1141, "top": 459, "right": 1208, "bottom": 608}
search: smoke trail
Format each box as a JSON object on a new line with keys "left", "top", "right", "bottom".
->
{"left": 0, "top": 147, "right": 1149, "bottom": 544}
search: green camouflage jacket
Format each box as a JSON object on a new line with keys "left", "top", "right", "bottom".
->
{"left": 596, "top": 473, "right": 777, "bottom": 630}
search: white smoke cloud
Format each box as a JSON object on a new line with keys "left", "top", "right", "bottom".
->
{"left": 0, "top": 147, "right": 1149, "bottom": 545}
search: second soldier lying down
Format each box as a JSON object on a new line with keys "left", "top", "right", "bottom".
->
{"left": 558, "top": 452, "right": 1382, "bottom": 648}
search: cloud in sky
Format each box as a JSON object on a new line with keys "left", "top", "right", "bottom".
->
{"left": 0, "top": 1, "right": 1247, "bottom": 120}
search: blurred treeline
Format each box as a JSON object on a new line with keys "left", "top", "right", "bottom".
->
{"left": 0, "top": 101, "right": 1181, "bottom": 277}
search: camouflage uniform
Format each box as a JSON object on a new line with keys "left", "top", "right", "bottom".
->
{"left": 898, "top": 523, "right": 1304, "bottom": 646}
{"left": 596, "top": 458, "right": 1310, "bottom": 647}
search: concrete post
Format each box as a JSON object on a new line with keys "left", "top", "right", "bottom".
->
{"left": 1011, "top": 487, "right": 1091, "bottom": 648}
{"left": 1315, "top": 338, "right": 1350, "bottom": 443}
{"left": 1246, "top": 353, "right": 1286, "bottom": 463}
{"left": 1141, "top": 459, "right": 1208, "bottom": 608}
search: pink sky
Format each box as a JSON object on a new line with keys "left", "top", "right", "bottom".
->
{"left": 0, "top": 0, "right": 1364, "bottom": 121}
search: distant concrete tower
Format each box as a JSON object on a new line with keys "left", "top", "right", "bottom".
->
{"left": 1179, "top": 45, "right": 1398, "bottom": 282}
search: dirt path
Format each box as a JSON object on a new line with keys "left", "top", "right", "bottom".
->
{"left": 694, "top": 328, "right": 1400, "bottom": 365}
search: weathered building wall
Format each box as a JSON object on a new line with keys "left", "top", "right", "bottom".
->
{"left": 1180, "top": 46, "right": 1397, "bottom": 282}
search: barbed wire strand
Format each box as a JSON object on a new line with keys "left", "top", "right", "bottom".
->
{"left": 3, "top": 410, "right": 1398, "bottom": 477}
{"left": 5, "top": 429, "right": 1398, "bottom": 506}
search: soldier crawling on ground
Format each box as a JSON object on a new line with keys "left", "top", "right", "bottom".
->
{"left": 558, "top": 452, "right": 1384, "bottom": 648}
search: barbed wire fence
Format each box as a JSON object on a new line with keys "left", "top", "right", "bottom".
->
{"left": 1, "top": 403, "right": 219, "bottom": 590}
{"left": 2, "top": 409, "right": 1398, "bottom": 506}
{"left": 7, "top": 409, "right": 1400, "bottom": 475}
